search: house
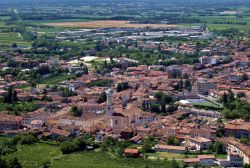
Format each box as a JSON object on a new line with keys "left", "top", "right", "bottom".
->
{"left": 124, "top": 148, "right": 140, "bottom": 157}
{"left": 217, "top": 153, "right": 243, "bottom": 167}
{"left": 30, "top": 120, "right": 45, "bottom": 130}
{"left": 129, "top": 135, "right": 142, "bottom": 144}
{"left": 198, "top": 155, "right": 216, "bottom": 165}
{"left": 154, "top": 144, "right": 187, "bottom": 154}
{"left": 224, "top": 119, "right": 250, "bottom": 139}
{"left": 189, "top": 128, "right": 216, "bottom": 140}
{"left": 184, "top": 158, "right": 200, "bottom": 166}
{"left": 196, "top": 78, "right": 214, "bottom": 95}
{"left": 80, "top": 103, "right": 106, "bottom": 113}
{"left": 120, "top": 127, "right": 134, "bottom": 140}
{"left": 184, "top": 155, "right": 216, "bottom": 166}
{"left": 219, "top": 137, "right": 250, "bottom": 164}
{"left": 49, "top": 128, "right": 71, "bottom": 139}
{"left": 0, "top": 114, "right": 22, "bottom": 131}
{"left": 22, "top": 108, "right": 50, "bottom": 127}
{"left": 187, "top": 137, "right": 212, "bottom": 151}
{"left": 188, "top": 108, "right": 222, "bottom": 119}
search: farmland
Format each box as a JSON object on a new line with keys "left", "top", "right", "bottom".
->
{"left": 44, "top": 20, "right": 176, "bottom": 28}
{"left": 4, "top": 142, "right": 170, "bottom": 168}
{"left": 0, "top": 32, "right": 31, "bottom": 47}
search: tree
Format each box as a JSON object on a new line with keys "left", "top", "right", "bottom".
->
{"left": 4, "top": 86, "right": 17, "bottom": 103}
{"left": 242, "top": 73, "right": 248, "bottom": 82}
{"left": 214, "top": 142, "right": 225, "bottom": 154}
{"left": 8, "top": 157, "right": 22, "bottom": 168}
{"left": 0, "top": 96, "right": 4, "bottom": 103}
{"left": 70, "top": 106, "right": 83, "bottom": 117}
{"left": 19, "top": 134, "right": 37, "bottom": 145}
{"left": 237, "top": 92, "right": 246, "bottom": 99}
{"left": 83, "top": 96, "right": 88, "bottom": 102}
{"left": 0, "top": 158, "right": 7, "bottom": 168}
{"left": 240, "top": 136, "right": 249, "bottom": 145}
{"left": 168, "top": 159, "right": 181, "bottom": 168}
{"left": 116, "top": 82, "right": 129, "bottom": 92}
{"left": 97, "top": 92, "right": 107, "bottom": 104}
{"left": 11, "top": 43, "right": 18, "bottom": 48}
{"left": 167, "top": 136, "right": 180, "bottom": 146}
{"left": 141, "top": 136, "right": 155, "bottom": 153}
{"left": 184, "top": 79, "right": 191, "bottom": 91}
{"left": 31, "top": 82, "right": 37, "bottom": 88}
{"left": 244, "top": 164, "right": 250, "bottom": 168}
{"left": 216, "top": 127, "right": 225, "bottom": 137}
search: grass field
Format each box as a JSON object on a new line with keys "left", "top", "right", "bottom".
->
{"left": 192, "top": 101, "right": 221, "bottom": 108}
{"left": 41, "top": 75, "right": 75, "bottom": 85}
{"left": 44, "top": 20, "right": 176, "bottom": 28}
{"left": 4, "top": 142, "right": 169, "bottom": 168}
{"left": 0, "top": 102, "right": 38, "bottom": 113}
{"left": 0, "top": 32, "right": 31, "bottom": 47}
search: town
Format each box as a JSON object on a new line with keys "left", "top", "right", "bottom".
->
{"left": 0, "top": 0, "right": 250, "bottom": 168}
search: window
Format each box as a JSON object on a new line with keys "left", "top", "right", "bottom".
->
{"left": 115, "top": 120, "right": 118, "bottom": 125}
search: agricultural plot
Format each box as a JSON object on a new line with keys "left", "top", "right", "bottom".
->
{"left": 41, "top": 75, "right": 75, "bottom": 85}
{"left": 44, "top": 20, "right": 176, "bottom": 28}
{"left": 0, "top": 32, "right": 31, "bottom": 47}
{"left": 4, "top": 142, "right": 169, "bottom": 168}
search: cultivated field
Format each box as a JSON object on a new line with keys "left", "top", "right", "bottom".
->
{"left": 44, "top": 20, "right": 176, "bottom": 28}
{"left": 4, "top": 142, "right": 169, "bottom": 168}
{"left": 0, "top": 32, "right": 31, "bottom": 47}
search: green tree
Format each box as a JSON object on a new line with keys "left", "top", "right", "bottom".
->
{"left": 214, "top": 142, "right": 225, "bottom": 154}
{"left": 11, "top": 43, "right": 18, "bottom": 48}
{"left": 0, "top": 158, "right": 7, "bottom": 168}
{"left": 242, "top": 73, "right": 248, "bottom": 82}
{"left": 141, "top": 136, "right": 155, "bottom": 153}
{"left": 97, "top": 92, "right": 107, "bottom": 104}
{"left": 167, "top": 136, "right": 180, "bottom": 146}
{"left": 70, "top": 106, "right": 83, "bottom": 117}
{"left": 19, "top": 134, "right": 37, "bottom": 145}
{"left": 240, "top": 136, "right": 249, "bottom": 145}
{"left": 8, "top": 157, "right": 22, "bottom": 168}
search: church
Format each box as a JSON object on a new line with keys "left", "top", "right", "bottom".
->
{"left": 105, "top": 88, "right": 157, "bottom": 132}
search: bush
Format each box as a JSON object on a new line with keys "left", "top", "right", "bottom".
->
{"left": 7, "top": 157, "right": 22, "bottom": 168}
{"left": 60, "top": 136, "right": 94, "bottom": 154}
{"left": 19, "top": 134, "right": 37, "bottom": 145}
{"left": 0, "top": 137, "right": 16, "bottom": 155}
{"left": 70, "top": 106, "right": 83, "bottom": 117}
{"left": 116, "top": 82, "right": 129, "bottom": 92}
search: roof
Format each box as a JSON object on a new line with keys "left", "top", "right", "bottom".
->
{"left": 224, "top": 119, "right": 250, "bottom": 131}
{"left": 129, "top": 135, "right": 142, "bottom": 142}
{"left": 188, "top": 137, "right": 212, "bottom": 143}
{"left": 30, "top": 120, "right": 44, "bottom": 125}
{"left": 0, "top": 113, "right": 22, "bottom": 122}
{"left": 184, "top": 158, "right": 200, "bottom": 163}
{"left": 50, "top": 128, "right": 71, "bottom": 137}
{"left": 124, "top": 148, "right": 139, "bottom": 154}
{"left": 218, "top": 137, "right": 250, "bottom": 156}
{"left": 154, "top": 144, "right": 186, "bottom": 151}
{"left": 198, "top": 155, "right": 215, "bottom": 159}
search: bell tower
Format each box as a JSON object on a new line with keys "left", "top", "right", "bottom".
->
{"left": 106, "top": 88, "right": 114, "bottom": 116}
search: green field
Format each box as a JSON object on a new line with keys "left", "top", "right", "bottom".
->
{"left": 4, "top": 142, "right": 170, "bottom": 168}
{"left": 41, "top": 75, "right": 75, "bottom": 85}
{"left": 0, "top": 32, "right": 31, "bottom": 47}
{"left": 0, "top": 102, "right": 38, "bottom": 114}
{"left": 192, "top": 101, "right": 221, "bottom": 108}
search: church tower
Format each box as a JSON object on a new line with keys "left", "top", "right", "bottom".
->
{"left": 106, "top": 88, "right": 114, "bottom": 116}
